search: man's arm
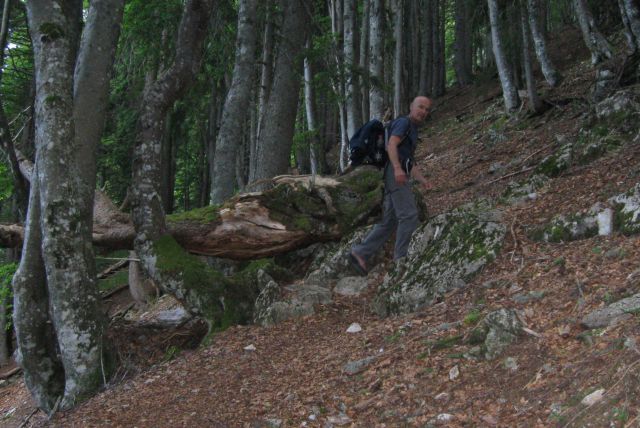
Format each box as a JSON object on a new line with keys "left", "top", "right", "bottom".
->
{"left": 387, "top": 135, "right": 407, "bottom": 185}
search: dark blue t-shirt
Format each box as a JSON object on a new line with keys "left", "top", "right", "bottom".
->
{"left": 387, "top": 116, "right": 418, "bottom": 167}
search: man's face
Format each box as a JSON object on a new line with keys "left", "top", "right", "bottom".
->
{"left": 409, "top": 97, "right": 432, "bottom": 124}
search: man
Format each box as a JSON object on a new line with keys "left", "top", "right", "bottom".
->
{"left": 349, "top": 96, "right": 433, "bottom": 275}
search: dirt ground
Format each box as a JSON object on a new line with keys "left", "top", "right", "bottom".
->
{"left": 2, "top": 27, "right": 640, "bottom": 427}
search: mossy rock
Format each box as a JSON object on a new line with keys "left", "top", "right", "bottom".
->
{"left": 534, "top": 143, "right": 573, "bottom": 177}
{"left": 154, "top": 236, "right": 290, "bottom": 331}
{"left": 373, "top": 200, "right": 506, "bottom": 316}
{"left": 528, "top": 213, "right": 599, "bottom": 243}
{"left": 610, "top": 184, "right": 640, "bottom": 235}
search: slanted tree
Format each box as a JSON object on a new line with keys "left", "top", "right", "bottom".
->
{"left": 211, "top": 0, "right": 259, "bottom": 204}
{"left": 488, "top": 0, "right": 521, "bottom": 112}
{"left": 13, "top": 0, "right": 124, "bottom": 411}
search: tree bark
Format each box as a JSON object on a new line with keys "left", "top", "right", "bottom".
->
{"left": 17, "top": 0, "right": 124, "bottom": 411}
{"left": 359, "top": 0, "right": 370, "bottom": 122}
{"left": 343, "top": 0, "right": 361, "bottom": 137}
{"left": 369, "top": 0, "right": 385, "bottom": 119}
{"left": 130, "top": 0, "right": 217, "bottom": 326}
{"left": 393, "top": 0, "right": 404, "bottom": 117}
{"left": 304, "top": 52, "right": 319, "bottom": 177}
{"left": 211, "top": 0, "right": 259, "bottom": 204}
{"left": 488, "top": 0, "right": 521, "bottom": 112}
{"left": 527, "top": 0, "right": 561, "bottom": 86}
{"left": 253, "top": 0, "right": 311, "bottom": 184}
{"left": 3, "top": 169, "right": 387, "bottom": 260}
{"left": 620, "top": 0, "right": 640, "bottom": 53}
{"left": 454, "top": 0, "right": 473, "bottom": 85}
{"left": 573, "top": 0, "right": 613, "bottom": 65}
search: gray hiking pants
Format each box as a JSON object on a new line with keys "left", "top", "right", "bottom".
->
{"left": 352, "top": 166, "right": 419, "bottom": 262}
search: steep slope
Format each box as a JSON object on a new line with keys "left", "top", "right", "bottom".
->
{"left": 3, "top": 27, "right": 640, "bottom": 427}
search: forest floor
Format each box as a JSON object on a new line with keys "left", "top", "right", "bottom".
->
{"left": 3, "top": 27, "right": 640, "bottom": 427}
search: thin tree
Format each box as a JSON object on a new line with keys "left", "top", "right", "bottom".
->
{"left": 14, "top": 0, "right": 124, "bottom": 411}
{"left": 369, "top": 0, "right": 385, "bottom": 119}
{"left": 520, "top": 0, "right": 544, "bottom": 113}
{"left": 359, "top": 0, "right": 370, "bottom": 122}
{"left": 211, "top": 0, "right": 259, "bottom": 204}
{"left": 488, "top": 0, "right": 520, "bottom": 112}
{"left": 393, "top": 0, "right": 404, "bottom": 117}
{"left": 526, "top": 0, "right": 561, "bottom": 86}
{"left": 343, "top": 0, "right": 362, "bottom": 137}
{"left": 454, "top": 0, "right": 473, "bottom": 85}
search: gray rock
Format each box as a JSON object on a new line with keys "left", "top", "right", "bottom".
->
{"left": 609, "top": 184, "right": 640, "bottom": 235}
{"left": 334, "top": 276, "right": 369, "bottom": 296}
{"left": 581, "top": 293, "right": 640, "bottom": 328}
{"left": 488, "top": 162, "right": 505, "bottom": 175}
{"left": 529, "top": 202, "right": 612, "bottom": 243}
{"left": 595, "top": 90, "right": 640, "bottom": 122}
{"left": 294, "top": 284, "right": 332, "bottom": 305}
{"left": 373, "top": 201, "right": 505, "bottom": 316}
{"left": 483, "top": 309, "right": 523, "bottom": 359}
{"left": 343, "top": 356, "right": 377, "bottom": 375}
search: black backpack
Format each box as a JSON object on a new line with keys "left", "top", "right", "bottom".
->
{"left": 348, "top": 119, "right": 388, "bottom": 168}
{"left": 348, "top": 117, "right": 411, "bottom": 169}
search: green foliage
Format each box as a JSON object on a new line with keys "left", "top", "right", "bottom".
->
{"left": 463, "top": 308, "right": 481, "bottom": 325}
{"left": 0, "top": 263, "right": 17, "bottom": 331}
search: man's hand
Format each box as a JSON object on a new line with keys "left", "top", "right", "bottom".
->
{"left": 394, "top": 166, "right": 408, "bottom": 185}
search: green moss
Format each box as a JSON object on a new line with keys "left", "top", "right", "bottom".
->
{"left": 154, "top": 235, "right": 253, "bottom": 330}
{"left": 167, "top": 205, "right": 221, "bottom": 223}
{"left": 39, "top": 22, "right": 65, "bottom": 40}
{"left": 466, "top": 326, "right": 488, "bottom": 345}
{"left": 463, "top": 309, "right": 481, "bottom": 325}
{"left": 97, "top": 270, "right": 128, "bottom": 292}
{"left": 427, "top": 334, "right": 463, "bottom": 350}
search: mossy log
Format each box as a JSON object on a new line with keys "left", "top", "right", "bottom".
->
{"left": 1, "top": 168, "right": 385, "bottom": 259}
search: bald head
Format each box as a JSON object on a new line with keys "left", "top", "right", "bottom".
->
{"left": 408, "top": 96, "right": 432, "bottom": 125}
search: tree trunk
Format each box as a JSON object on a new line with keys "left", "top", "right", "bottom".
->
{"left": 488, "top": 0, "right": 521, "bottom": 112}
{"left": 343, "top": 0, "right": 362, "bottom": 137}
{"left": 3, "top": 169, "right": 390, "bottom": 260}
{"left": 419, "top": 0, "right": 433, "bottom": 96}
{"left": 304, "top": 52, "right": 319, "bottom": 177}
{"left": 130, "top": 0, "right": 219, "bottom": 326}
{"left": 573, "top": 0, "right": 613, "bottom": 65}
{"left": 520, "top": 0, "right": 544, "bottom": 113}
{"left": 17, "top": 0, "right": 124, "bottom": 411}
{"left": 359, "top": 0, "right": 370, "bottom": 123}
{"left": 393, "top": 0, "right": 404, "bottom": 116}
{"left": 526, "top": 0, "right": 561, "bottom": 86}
{"left": 211, "top": 0, "right": 258, "bottom": 204}
{"left": 253, "top": 0, "right": 311, "bottom": 184}
{"left": 454, "top": 0, "right": 473, "bottom": 85}
{"left": 620, "top": 0, "right": 640, "bottom": 53}
{"left": 369, "top": 0, "right": 385, "bottom": 119}
{"left": 252, "top": 1, "right": 276, "bottom": 183}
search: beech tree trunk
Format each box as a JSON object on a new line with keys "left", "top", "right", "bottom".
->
{"left": 488, "top": 0, "right": 521, "bottom": 112}
{"left": 344, "top": 0, "right": 361, "bottom": 137}
{"left": 211, "top": 0, "right": 259, "bottom": 204}
{"left": 369, "top": 0, "right": 385, "bottom": 119}
{"left": 15, "top": 0, "right": 124, "bottom": 412}
{"left": 359, "top": 0, "right": 370, "bottom": 122}
{"left": 253, "top": 0, "right": 311, "bottom": 183}
{"left": 393, "top": 0, "right": 404, "bottom": 117}
{"left": 304, "top": 52, "right": 319, "bottom": 177}
{"left": 619, "top": 0, "right": 640, "bottom": 53}
{"left": 573, "top": 0, "right": 613, "bottom": 65}
{"left": 454, "top": 0, "right": 473, "bottom": 85}
{"left": 527, "top": 0, "right": 561, "bottom": 86}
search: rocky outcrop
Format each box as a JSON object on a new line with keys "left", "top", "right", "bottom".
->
{"left": 372, "top": 201, "right": 506, "bottom": 316}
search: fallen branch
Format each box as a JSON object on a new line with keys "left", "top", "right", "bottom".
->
{"left": 483, "top": 166, "right": 536, "bottom": 186}
{"left": 18, "top": 408, "right": 39, "bottom": 428}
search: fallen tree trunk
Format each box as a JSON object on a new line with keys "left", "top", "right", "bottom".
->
{"left": 2, "top": 169, "right": 385, "bottom": 259}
